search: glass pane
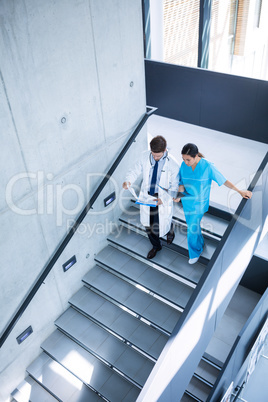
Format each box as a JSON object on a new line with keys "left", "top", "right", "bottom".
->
{"left": 148, "top": 0, "right": 199, "bottom": 68}
{"left": 208, "top": 0, "right": 268, "bottom": 80}
{"left": 208, "top": 0, "right": 237, "bottom": 73}
{"left": 163, "top": 0, "right": 200, "bottom": 67}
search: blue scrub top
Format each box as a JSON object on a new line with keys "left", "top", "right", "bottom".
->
{"left": 179, "top": 158, "right": 226, "bottom": 214}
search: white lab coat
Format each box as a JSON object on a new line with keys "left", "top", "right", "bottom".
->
{"left": 126, "top": 151, "right": 179, "bottom": 237}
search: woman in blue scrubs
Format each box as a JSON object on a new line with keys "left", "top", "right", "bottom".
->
{"left": 174, "top": 143, "right": 252, "bottom": 264}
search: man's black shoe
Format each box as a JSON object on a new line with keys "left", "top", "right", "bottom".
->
{"left": 147, "top": 247, "right": 162, "bottom": 259}
{"left": 167, "top": 231, "right": 175, "bottom": 245}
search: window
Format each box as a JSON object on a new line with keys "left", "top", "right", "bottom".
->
{"left": 145, "top": 0, "right": 268, "bottom": 80}
{"left": 163, "top": 0, "right": 200, "bottom": 67}
{"left": 208, "top": 0, "right": 237, "bottom": 73}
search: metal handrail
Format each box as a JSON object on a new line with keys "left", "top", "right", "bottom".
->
{"left": 0, "top": 106, "right": 157, "bottom": 348}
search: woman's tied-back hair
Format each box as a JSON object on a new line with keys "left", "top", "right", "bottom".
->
{"left": 181, "top": 143, "right": 204, "bottom": 158}
{"left": 150, "top": 136, "right": 167, "bottom": 153}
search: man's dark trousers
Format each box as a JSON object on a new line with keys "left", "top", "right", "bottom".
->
{"left": 145, "top": 206, "right": 174, "bottom": 249}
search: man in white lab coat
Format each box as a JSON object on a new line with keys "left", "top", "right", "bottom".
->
{"left": 123, "top": 136, "right": 179, "bottom": 259}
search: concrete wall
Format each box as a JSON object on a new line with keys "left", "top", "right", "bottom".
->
{"left": 0, "top": 0, "right": 146, "bottom": 399}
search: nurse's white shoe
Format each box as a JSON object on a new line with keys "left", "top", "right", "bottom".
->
{"left": 188, "top": 257, "right": 199, "bottom": 264}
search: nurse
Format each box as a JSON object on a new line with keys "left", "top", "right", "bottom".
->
{"left": 174, "top": 143, "right": 252, "bottom": 264}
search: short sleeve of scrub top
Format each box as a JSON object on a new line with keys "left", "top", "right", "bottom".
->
{"left": 179, "top": 158, "right": 226, "bottom": 214}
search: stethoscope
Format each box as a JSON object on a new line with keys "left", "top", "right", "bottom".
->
{"left": 149, "top": 150, "right": 169, "bottom": 167}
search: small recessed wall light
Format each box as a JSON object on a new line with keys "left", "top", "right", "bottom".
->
{"left": 62, "top": 255, "right": 77, "bottom": 272}
{"left": 104, "top": 192, "right": 116, "bottom": 207}
{"left": 17, "top": 326, "right": 33, "bottom": 344}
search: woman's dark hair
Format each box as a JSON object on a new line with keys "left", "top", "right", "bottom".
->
{"left": 181, "top": 143, "right": 204, "bottom": 158}
{"left": 150, "top": 136, "right": 167, "bottom": 153}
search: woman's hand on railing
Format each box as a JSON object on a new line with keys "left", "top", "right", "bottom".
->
{"left": 239, "top": 190, "right": 252, "bottom": 199}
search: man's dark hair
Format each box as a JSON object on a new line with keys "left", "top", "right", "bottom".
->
{"left": 150, "top": 136, "right": 167, "bottom": 153}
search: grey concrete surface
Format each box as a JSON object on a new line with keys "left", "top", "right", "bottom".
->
{"left": 0, "top": 0, "right": 146, "bottom": 400}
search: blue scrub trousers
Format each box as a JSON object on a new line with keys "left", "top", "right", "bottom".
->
{"left": 185, "top": 212, "right": 204, "bottom": 259}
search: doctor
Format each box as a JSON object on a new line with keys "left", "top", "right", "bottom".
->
{"left": 123, "top": 136, "right": 179, "bottom": 259}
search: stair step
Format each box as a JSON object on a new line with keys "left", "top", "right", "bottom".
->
{"left": 27, "top": 352, "right": 140, "bottom": 402}
{"left": 83, "top": 265, "right": 181, "bottom": 334}
{"left": 104, "top": 241, "right": 198, "bottom": 289}
{"left": 186, "top": 376, "right": 212, "bottom": 401}
{"left": 69, "top": 286, "right": 168, "bottom": 361}
{"left": 105, "top": 228, "right": 206, "bottom": 288}
{"left": 205, "top": 285, "right": 261, "bottom": 366}
{"left": 11, "top": 376, "right": 58, "bottom": 402}
{"left": 173, "top": 204, "right": 229, "bottom": 238}
{"left": 54, "top": 308, "right": 154, "bottom": 387}
{"left": 129, "top": 201, "right": 229, "bottom": 238}
{"left": 195, "top": 359, "right": 221, "bottom": 386}
{"left": 181, "top": 393, "right": 199, "bottom": 402}
{"left": 124, "top": 204, "right": 229, "bottom": 240}
{"left": 96, "top": 244, "right": 195, "bottom": 309}
{"left": 26, "top": 352, "right": 110, "bottom": 401}
{"left": 119, "top": 208, "right": 218, "bottom": 260}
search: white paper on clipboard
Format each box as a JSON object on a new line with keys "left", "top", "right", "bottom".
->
{"left": 127, "top": 186, "right": 157, "bottom": 207}
{"left": 128, "top": 186, "right": 139, "bottom": 200}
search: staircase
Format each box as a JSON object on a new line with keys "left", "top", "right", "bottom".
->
{"left": 181, "top": 282, "right": 261, "bottom": 401}
{"left": 11, "top": 202, "right": 260, "bottom": 402}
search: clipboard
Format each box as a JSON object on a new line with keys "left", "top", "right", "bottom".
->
{"left": 127, "top": 186, "right": 158, "bottom": 207}
{"left": 135, "top": 198, "right": 158, "bottom": 207}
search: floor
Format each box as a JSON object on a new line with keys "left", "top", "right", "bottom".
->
{"left": 147, "top": 115, "right": 268, "bottom": 261}
{"left": 205, "top": 286, "right": 261, "bottom": 365}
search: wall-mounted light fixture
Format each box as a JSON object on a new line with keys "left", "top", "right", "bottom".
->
{"left": 62, "top": 255, "right": 77, "bottom": 272}
{"left": 104, "top": 192, "right": 116, "bottom": 207}
{"left": 16, "top": 326, "right": 33, "bottom": 344}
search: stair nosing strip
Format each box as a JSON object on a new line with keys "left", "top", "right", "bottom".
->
{"left": 50, "top": 327, "right": 143, "bottom": 390}
{"left": 107, "top": 241, "right": 199, "bottom": 288}
{"left": 26, "top": 373, "right": 62, "bottom": 402}
{"left": 119, "top": 214, "right": 223, "bottom": 241}
{"left": 94, "top": 259, "right": 185, "bottom": 313}
{"left": 172, "top": 217, "right": 223, "bottom": 241}
{"left": 201, "top": 356, "right": 222, "bottom": 371}
{"left": 69, "top": 302, "right": 157, "bottom": 362}
{"left": 193, "top": 373, "right": 214, "bottom": 388}
{"left": 40, "top": 350, "right": 111, "bottom": 401}
{"left": 203, "top": 352, "right": 224, "bottom": 370}
{"left": 117, "top": 221, "right": 211, "bottom": 264}
{"left": 184, "top": 390, "right": 204, "bottom": 402}
{"left": 80, "top": 283, "right": 172, "bottom": 336}
{"left": 105, "top": 238, "right": 199, "bottom": 288}
{"left": 130, "top": 198, "right": 232, "bottom": 222}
